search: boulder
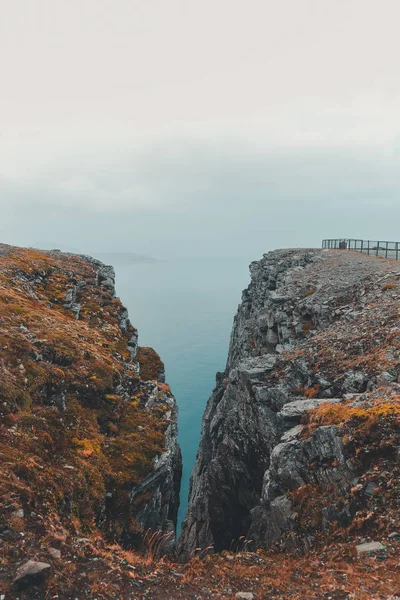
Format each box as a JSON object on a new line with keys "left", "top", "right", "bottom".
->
{"left": 12, "top": 560, "right": 51, "bottom": 589}
{"left": 279, "top": 398, "right": 341, "bottom": 422}
{"left": 356, "top": 541, "right": 385, "bottom": 555}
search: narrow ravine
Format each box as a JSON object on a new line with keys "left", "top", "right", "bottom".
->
{"left": 112, "top": 255, "right": 250, "bottom": 529}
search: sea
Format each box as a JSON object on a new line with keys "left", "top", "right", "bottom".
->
{"left": 113, "top": 256, "right": 251, "bottom": 531}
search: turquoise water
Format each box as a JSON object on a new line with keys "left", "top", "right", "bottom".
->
{"left": 113, "top": 256, "right": 250, "bottom": 529}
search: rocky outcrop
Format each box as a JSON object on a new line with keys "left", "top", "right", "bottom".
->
{"left": 70, "top": 254, "right": 182, "bottom": 547}
{"left": 129, "top": 393, "right": 182, "bottom": 552}
{"left": 248, "top": 425, "right": 354, "bottom": 548}
{"left": 0, "top": 243, "right": 181, "bottom": 583}
{"left": 179, "top": 248, "right": 400, "bottom": 558}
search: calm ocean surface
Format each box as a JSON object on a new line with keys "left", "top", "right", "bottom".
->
{"left": 113, "top": 256, "right": 250, "bottom": 530}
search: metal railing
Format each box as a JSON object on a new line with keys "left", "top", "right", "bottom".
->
{"left": 322, "top": 239, "right": 400, "bottom": 260}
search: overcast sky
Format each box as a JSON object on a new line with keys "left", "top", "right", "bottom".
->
{"left": 1, "top": 0, "right": 400, "bottom": 259}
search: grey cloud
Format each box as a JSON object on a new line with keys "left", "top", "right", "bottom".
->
{"left": 1, "top": 136, "right": 400, "bottom": 260}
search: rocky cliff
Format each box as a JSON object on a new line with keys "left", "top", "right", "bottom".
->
{"left": 2, "top": 244, "right": 400, "bottom": 599}
{"left": 179, "top": 248, "right": 400, "bottom": 559}
{"left": 0, "top": 244, "right": 181, "bottom": 593}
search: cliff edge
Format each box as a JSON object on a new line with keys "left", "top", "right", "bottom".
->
{"left": 179, "top": 248, "right": 400, "bottom": 560}
{"left": 0, "top": 244, "right": 181, "bottom": 595}
{"left": 2, "top": 245, "right": 400, "bottom": 599}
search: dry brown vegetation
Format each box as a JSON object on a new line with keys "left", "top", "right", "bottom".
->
{"left": 3, "top": 535, "right": 400, "bottom": 599}
{"left": 137, "top": 346, "right": 165, "bottom": 382}
{"left": 0, "top": 244, "right": 177, "bottom": 596}
{"left": 303, "top": 393, "right": 400, "bottom": 440}
{"left": 1, "top": 246, "right": 400, "bottom": 598}
{"left": 287, "top": 390, "right": 400, "bottom": 546}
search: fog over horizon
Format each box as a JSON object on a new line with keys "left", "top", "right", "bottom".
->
{"left": 2, "top": 0, "right": 400, "bottom": 262}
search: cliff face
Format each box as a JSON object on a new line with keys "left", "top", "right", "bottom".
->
{"left": 2, "top": 244, "right": 400, "bottom": 599}
{"left": 179, "top": 248, "right": 400, "bottom": 558}
{"left": 0, "top": 244, "right": 182, "bottom": 580}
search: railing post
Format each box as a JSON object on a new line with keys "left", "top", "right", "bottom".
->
{"left": 323, "top": 239, "right": 399, "bottom": 258}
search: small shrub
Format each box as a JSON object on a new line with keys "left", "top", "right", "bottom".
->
{"left": 295, "top": 384, "right": 320, "bottom": 399}
{"left": 302, "top": 395, "right": 400, "bottom": 440}
{"left": 137, "top": 347, "right": 164, "bottom": 381}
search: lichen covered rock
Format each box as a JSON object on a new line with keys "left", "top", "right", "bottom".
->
{"left": 180, "top": 248, "right": 400, "bottom": 558}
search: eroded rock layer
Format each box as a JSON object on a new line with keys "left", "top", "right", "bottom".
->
{"left": 179, "top": 248, "right": 400, "bottom": 558}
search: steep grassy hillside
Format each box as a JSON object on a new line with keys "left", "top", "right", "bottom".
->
{"left": 0, "top": 244, "right": 181, "bottom": 597}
